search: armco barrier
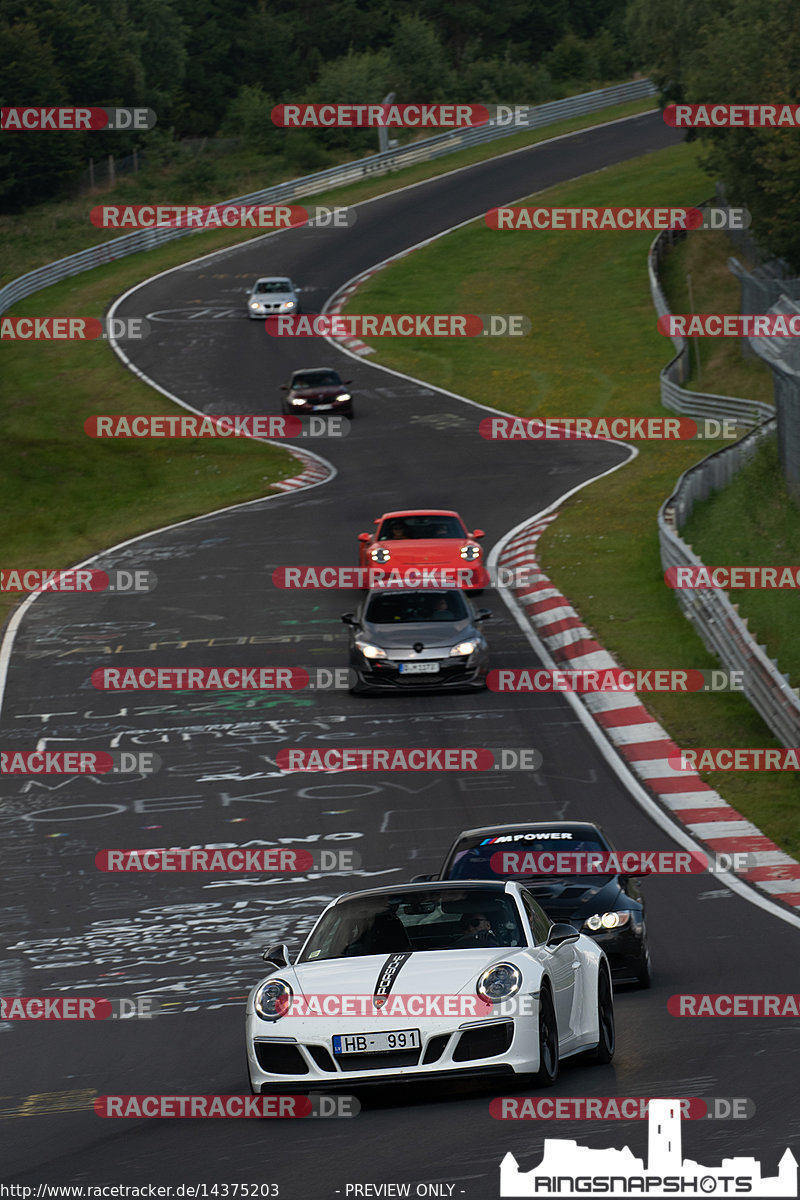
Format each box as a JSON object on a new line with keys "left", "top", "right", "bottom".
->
{"left": 0, "top": 79, "right": 656, "bottom": 316}
{"left": 652, "top": 221, "right": 800, "bottom": 745}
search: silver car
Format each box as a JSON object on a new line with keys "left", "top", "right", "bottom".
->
{"left": 247, "top": 276, "right": 300, "bottom": 319}
{"left": 342, "top": 588, "right": 491, "bottom": 693}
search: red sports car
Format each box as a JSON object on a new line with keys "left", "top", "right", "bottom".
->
{"left": 357, "top": 509, "right": 488, "bottom": 589}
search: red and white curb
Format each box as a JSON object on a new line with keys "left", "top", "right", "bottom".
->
{"left": 272, "top": 449, "right": 334, "bottom": 492}
{"left": 498, "top": 514, "right": 800, "bottom": 912}
{"left": 325, "top": 268, "right": 382, "bottom": 357}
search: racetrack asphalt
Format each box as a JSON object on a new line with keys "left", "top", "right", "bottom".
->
{"left": 2, "top": 110, "right": 798, "bottom": 1191}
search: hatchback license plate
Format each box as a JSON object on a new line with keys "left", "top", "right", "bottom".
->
{"left": 399, "top": 662, "right": 439, "bottom": 674}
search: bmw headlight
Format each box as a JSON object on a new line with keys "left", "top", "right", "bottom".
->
{"left": 336, "top": 393, "right": 351, "bottom": 403}
{"left": 584, "top": 911, "right": 630, "bottom": 931}
{"left": 477, "top": 963, "right": 522, "bottom": 1003}
{"left": 460, "top": 543, "right": 480, "bottom": 561}
{"left": 451, "top": 640, "right": 479, "bottom": 656}
{"left": 370, "top": 546, "right": 391, "bottom": 563}
{"left": 289, "top": 396, "right": 307, "bottom": 406}
{"left": 355, "top": 639, "right": 386, "bottom": 660}
{"left": 279, "top": 300, "right": 297, "bottom": 310}
{"left": 254, "top": 978, "right": 293, "bottom": 1021}
{"left": 248, "top": 301, "right": 262, "bottom": 309}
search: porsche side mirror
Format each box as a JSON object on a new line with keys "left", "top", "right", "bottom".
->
{"left": 358, "top": 532, "right": 371, "bottom": 542}
{"left": 546, "top": 923, "right": 580, "bottom": 948}
{"left": 471, "top": 529, "right": 485, "bottom": 538}
{"left": 262, "top": 943, "right": 290, "bottom": 967}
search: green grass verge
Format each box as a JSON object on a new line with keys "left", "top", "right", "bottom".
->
{"left": 339, "top": 140, "right": 800, "bottom": 860}
{"left": 682, "top": 433, "right": 800, "bottom": 687}
{"left": 0, "top": 95, "right": 656, "bottom": 633}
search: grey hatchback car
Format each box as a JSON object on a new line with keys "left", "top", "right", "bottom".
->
{"left": 342, "top": 588, "right": 491, "bottom": 693}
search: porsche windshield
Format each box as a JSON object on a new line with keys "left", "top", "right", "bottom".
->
{"left": 365, "top": 590, "right": 469, "bottom": 624}
{"left": 378, "top": 516, "right": 465, "bottom": 540}
{"left": 298, "top": 888, "right": 525, "bottom": 961}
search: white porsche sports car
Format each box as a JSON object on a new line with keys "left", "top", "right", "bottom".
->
{"left": 246, "top": 881, "right": 614, "bottom": 1090}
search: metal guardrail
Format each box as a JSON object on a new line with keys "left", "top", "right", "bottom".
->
{"left": 647, "top": 223, "right": 774, "bottom": 427}
{"left": 0, "top": 79, "right": 656, "bottom": 315}
{"left": 652, "top": 223, "right": 800, "bottom": 745}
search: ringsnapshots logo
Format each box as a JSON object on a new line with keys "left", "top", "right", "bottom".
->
{"left": 84, "top": 414, "right": 349, "bottom": 439}
{"left": 498, "top": 1098, "right": 797, "bottom": 1197}
{"left": 1, "top": 107, "right": 156, "bottom": 131}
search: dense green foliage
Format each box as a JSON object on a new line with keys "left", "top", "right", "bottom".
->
{"left": 626, "top": 0, "right": 800, "bottom": 268}
{"left": 0, "top": 0, "right": 633, "bottom": 210}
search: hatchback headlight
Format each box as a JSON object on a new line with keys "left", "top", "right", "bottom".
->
{"left": 584, "top": 912, "right": 630, "bottom": 931}
{"left": 355, "top": 639, "right": 386, "bottom": 660}
{"left": 477, "top": 963, "right": 522, "bottom": 1003}
{"left": 451, "top": 640, "right": 479, "bottom": 656}
{"left": 254, "top": 978, "right": 293, "bottom": 1021}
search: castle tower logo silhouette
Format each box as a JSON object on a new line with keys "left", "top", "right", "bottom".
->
{"left": 500, "top": 1099, "right": 797, "bottom": 1197}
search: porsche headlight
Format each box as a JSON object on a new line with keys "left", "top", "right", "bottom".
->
{"left": 355, "top": 639, "right": 386, "bottom": 660}
{"left": 477, "top": 963, "right": 522, "bottom": 1003}
{"left": 451, "top": 640, "right": 479, "bottom": 656}
{"left": 370, "top": 546, "right": 391, "bottom": 563}
{"left": 584, "top": 911, "right": 630, "bottom": 931}
{"left": 460, "top": 543, "right": 480, "bottom": 561}
{"left": 254, "top": 978, "right": 293, "bottom": 1021}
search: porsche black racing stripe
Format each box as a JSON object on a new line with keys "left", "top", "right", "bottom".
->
{"left": 373, "top": 952, "right": 412, "bottom": 1004}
